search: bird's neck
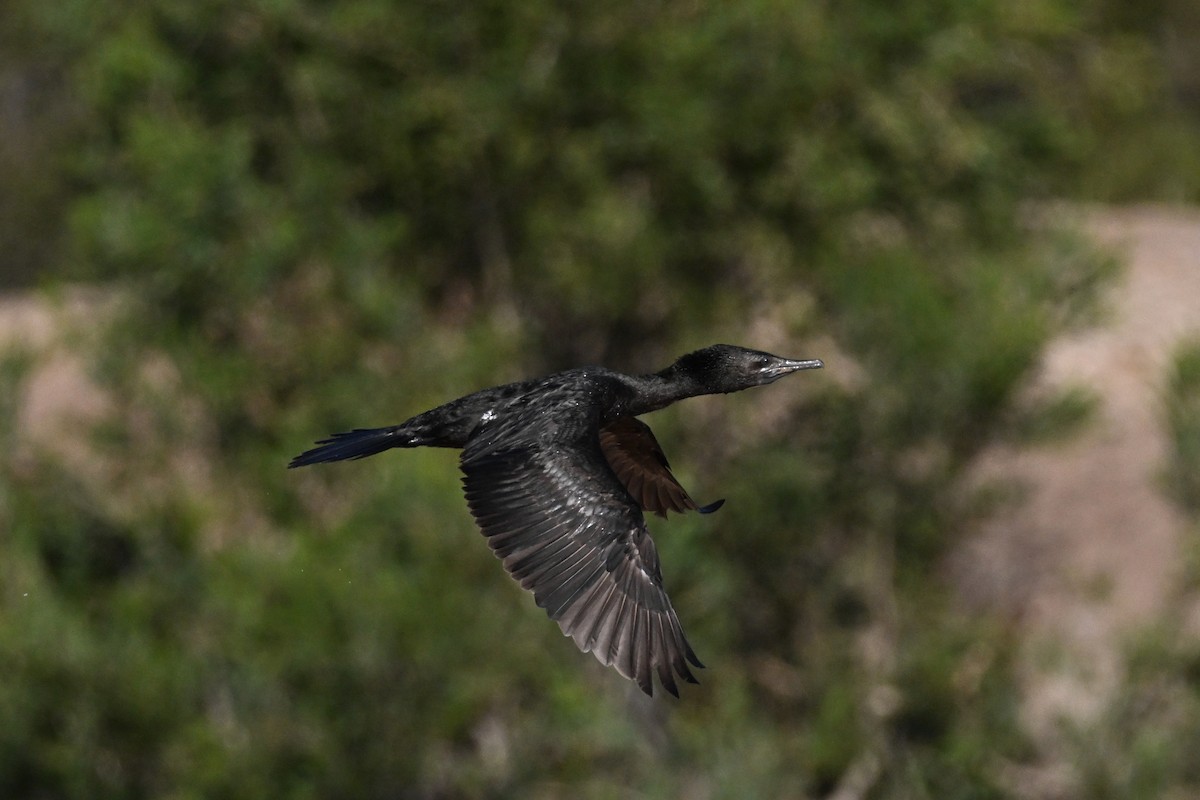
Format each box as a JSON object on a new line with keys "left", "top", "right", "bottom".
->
{"left": 620, "top": 366, "right": 705, "bottom": 416}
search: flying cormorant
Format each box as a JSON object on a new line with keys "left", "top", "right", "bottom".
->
{"left": 289, "top": 344, "right": 823, "bottom": 696}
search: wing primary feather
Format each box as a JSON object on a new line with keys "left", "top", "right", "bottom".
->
{"left": 461, "top": 436, "right": 704, "bottom": 695}
{"left": 558, "top": 576, "right": 614, "bottom": 643}
{"left": 506, "top": 537, "right": 577, "bottom": 585}
{"left": 618, "top": 599, "right": 640, "bottom": 684}
{"left": 653, "top": 614, "right": 680, "bottom": 698}
{"left": 684, "top": 635, "right": 705, "bottom": 669}
{"left": 624, "top": 607, "right": 646, "bottom": 694}
{"left": 666, "top": 613, "right": 700, "bottom": 683}
{"left": 522, "top": 538, "right": 594, "bottom": 595}
{"left": 541, "top": 558, "right": 606, "bottom": 620}
{"left": 634, "top": 607, "right": 653, "bottom": 696}
{"left": 586, "top": 578, "right": 628, "bottom": 663}
{"left": 596, "top": 552, "right": 632, "bottom": 663}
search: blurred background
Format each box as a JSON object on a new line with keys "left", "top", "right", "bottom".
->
{"left": 2, "top": 1, "right": 1200, "bottom": 797}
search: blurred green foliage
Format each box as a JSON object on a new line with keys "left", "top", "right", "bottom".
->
{"left": 1068, "top": 628, "right": 1200, "bottom": 800}
{"left": 0, "top": 0, "right": 1191, "bottom": 797}
{"left": 1164, "top": 339, "right": 1200, "bottom": 515}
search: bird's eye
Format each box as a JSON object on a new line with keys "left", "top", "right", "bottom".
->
{"left": 754, "top": 357, "right": 770, "bottom": 368}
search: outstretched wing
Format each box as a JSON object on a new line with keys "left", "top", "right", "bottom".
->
{"left": 460, "top": 439, "right": 703, "bottom": 697}
{"left": 599, "top": 416, "right": 724, "bottom": 518}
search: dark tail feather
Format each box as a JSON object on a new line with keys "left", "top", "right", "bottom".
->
{"left": 289, "top": 426, "right": 412, "bottom": 468}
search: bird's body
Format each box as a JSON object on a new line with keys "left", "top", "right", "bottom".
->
{"left": 290, "top": 344, "right": 822, "bottom": 696}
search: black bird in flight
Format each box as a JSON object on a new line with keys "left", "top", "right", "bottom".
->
{"left": 290, "top": 344, "right": 822, "bottom": 696}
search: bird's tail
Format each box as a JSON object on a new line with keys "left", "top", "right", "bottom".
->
{"left": 288, "top": 426, "right": 419, "bottom": 468}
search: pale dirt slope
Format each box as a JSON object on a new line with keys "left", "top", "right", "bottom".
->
{"left": 956, "top": 206, "right": 1200, "bottom": 766}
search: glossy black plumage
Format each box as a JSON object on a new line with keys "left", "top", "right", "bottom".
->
{"left": 289, "top": 344, "right": 822, "bottom": 696}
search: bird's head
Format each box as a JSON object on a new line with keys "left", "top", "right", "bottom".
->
{"left": 670, "top": 344, "right": 823, "bottom": 394}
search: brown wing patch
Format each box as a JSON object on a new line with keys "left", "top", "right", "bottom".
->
{"left": 599, "top": 417, "right": 722, "bottom": 518}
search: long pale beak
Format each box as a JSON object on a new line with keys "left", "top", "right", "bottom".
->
{"left": 781, "top": 358, "right": 823, "bottom": 372}
{"left": 762, "top": 357, "right": 823, "bottom": 382}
